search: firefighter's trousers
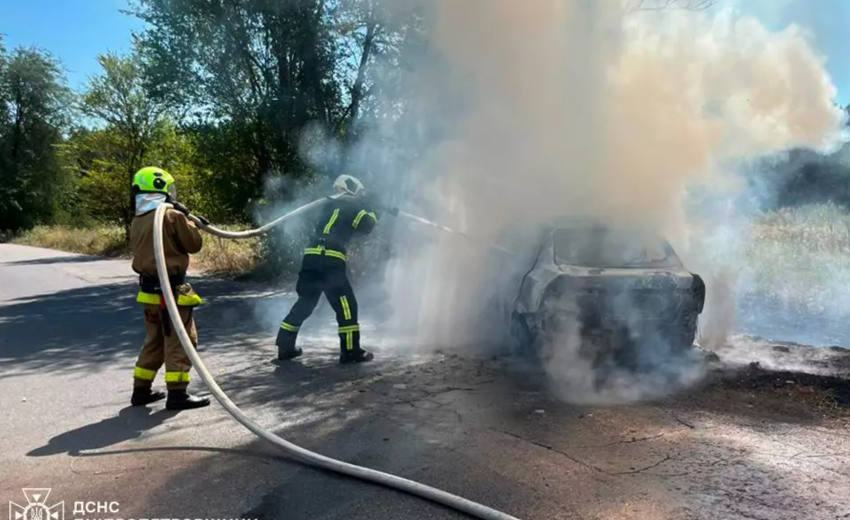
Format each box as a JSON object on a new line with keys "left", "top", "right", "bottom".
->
{"left": 279, "top": 264, "right": 361, "bottom": 354}
{"left": 133, "top": 305, "right": 198, "bottom": 391}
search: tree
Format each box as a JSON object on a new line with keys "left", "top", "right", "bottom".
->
{"left": 129, "top": 0, "right": 346, "bottom": 205}
{"left": 0, "top": 41, "right": 72, "bottom": 233}
{"left": 332, "top": 0, "right": 423, "bottom": 139}
{"left": 79, "top": 51, "right": 176, "bottom": 234}
{"left": 59, "top": 120, "right": 205, "bottom": 226}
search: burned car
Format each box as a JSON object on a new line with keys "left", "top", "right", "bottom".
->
{"left": 490, "top": 217, "right": 706, "bottom": 370}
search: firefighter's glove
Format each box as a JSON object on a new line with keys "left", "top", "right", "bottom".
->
{"left": 386, "top": 206, "right": 399, "bottom": 217}
{"left": 194, "top": 214, "right": 211, "bottom": 226}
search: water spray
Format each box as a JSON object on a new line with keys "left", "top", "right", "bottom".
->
{"left": 395, "top": 209, "right": 516, "bottom": 256}
{"left": 158, "top": 199, "right": 522, "bottom": 520}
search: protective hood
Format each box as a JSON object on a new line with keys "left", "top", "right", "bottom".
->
{"left": 135, "top": 193, "right": 167, "bottom": 216}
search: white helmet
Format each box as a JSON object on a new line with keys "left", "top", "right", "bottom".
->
{"left": 333, "top": 174, "right": 365, "bottom": 196}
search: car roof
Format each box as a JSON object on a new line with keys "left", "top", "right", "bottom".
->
{"left": 552, "top": 216, "right": 664, "bottom": 237}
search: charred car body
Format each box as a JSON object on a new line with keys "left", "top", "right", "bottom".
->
{"left": 490, "top": 217, "right": 706, "bottom": 371}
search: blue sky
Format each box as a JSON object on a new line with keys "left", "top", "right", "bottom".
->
{"left": 0, "top": 0, "right": 846, "bottom": 105}
{"left": 0, "top": 0, "right": 144, "bottom": 90}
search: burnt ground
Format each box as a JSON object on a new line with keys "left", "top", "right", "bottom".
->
{"left": 365, "top": 346, "right": 850, "bottom": 520}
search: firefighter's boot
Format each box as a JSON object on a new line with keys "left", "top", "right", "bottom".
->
{"left": 338, "top": 326, "right": 373, "bottom": 364}
{"left": 340, "top": 349, "right": 374, "bottom": 364}
{"left": 131, "top": 387, "right": 166, "bottom": 406}
{"left": 165, "top": 389, "right": 211, "bottom": 410}
{"left": 276, "top": 329, "right": 303, "bottom": 360}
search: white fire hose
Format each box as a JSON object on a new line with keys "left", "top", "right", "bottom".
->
{"left": 186, "top": 194, "right": 343, "bottom": 239}
{"left": 152, "top": 201, "right": 521, "bottom": 520}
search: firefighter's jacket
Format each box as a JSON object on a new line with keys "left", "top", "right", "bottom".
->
{"left": 130, "top": 207, "right": 204, "bottom": 307}
{"left": 301, "top": 196, "right": 378, "bottom": 267}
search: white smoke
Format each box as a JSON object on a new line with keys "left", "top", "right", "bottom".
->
{"left": 292, "top": 0, "right": 846, "bottom": 402}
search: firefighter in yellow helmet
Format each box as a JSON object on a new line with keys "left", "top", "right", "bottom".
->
{"left": 129, "top": 167, "right": 210, "bottom": 410}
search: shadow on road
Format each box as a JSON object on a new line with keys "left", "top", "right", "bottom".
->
{"left": 1, "top": 255, "right": 118, "bottom": 266}
{"left": 0, "top": 277, "right": 282, "bottom": 377}
{"left": 27, "top": 406, "right": 178, "bottom": 456}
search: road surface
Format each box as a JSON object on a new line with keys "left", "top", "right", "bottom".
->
{"left": 1, "top": 244, "right": 849, "bottom": 520}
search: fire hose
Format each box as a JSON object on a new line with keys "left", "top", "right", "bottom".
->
{"left": 152, "top": 200, "right": 522, "bottom": 520}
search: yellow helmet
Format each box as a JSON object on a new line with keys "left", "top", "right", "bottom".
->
{"left": 132, "top": 167, "right": 177, "bottom": 199}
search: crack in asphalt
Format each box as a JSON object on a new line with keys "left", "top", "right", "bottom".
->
{"left": 569, "top": 432, "right": 666, "bottom": 449}
{"left": 670, "top": 412, "right": 696, "bottom": 429}
{"left": 490, "top": 427, "right": 673, "bottom": 477}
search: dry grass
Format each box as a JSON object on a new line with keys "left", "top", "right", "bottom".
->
{"left": 10, "top": 224, "right": 261, "bottom": 277}
{"left": 190, "top": 227, "right": 261, "bottom": 277}
{"left": 12, "top": 225, "right": 128, "bottom": 257}
{"left": 744, "top": 203, "right": 850, "bottom": 313}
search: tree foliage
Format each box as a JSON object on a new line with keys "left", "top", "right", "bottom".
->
{"left": 0, "top": 40, "right": 72, "bottom": 232}
{"left": 0, "top": 2, "right": 847, "bottom": 268}
{"left": 130, "top": 0, "right": 342, "bottom": 195}
{"left": 78, "top": 52, "right": 177, "bottom": 233}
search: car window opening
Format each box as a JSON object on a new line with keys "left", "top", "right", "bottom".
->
{"left": 553, "top": 227, "right": 675, "bottom": 268}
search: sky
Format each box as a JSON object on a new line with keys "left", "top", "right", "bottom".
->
{"left": 0, "top": 0, "right": 846, "bottom": 104}
{"left": 0, "top": 0, "right": 145, "bottom": 90}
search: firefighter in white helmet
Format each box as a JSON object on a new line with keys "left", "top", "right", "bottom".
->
{"left": 275, "top": 174, "right": 393, "bottom": 363}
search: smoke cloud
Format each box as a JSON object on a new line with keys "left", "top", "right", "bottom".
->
{"left": 284, "top": 0, "right": 847, "bottom": 403}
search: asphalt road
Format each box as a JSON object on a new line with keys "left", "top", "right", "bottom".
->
{"left": 1, "top": 244, "right": 849, "bottom": 520}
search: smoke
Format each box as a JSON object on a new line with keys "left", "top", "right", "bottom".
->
{"left": 276, "top": 0, "right": 846, "bottom": 403}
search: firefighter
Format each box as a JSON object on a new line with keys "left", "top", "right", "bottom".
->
{"left": 129, "top": 166, "right": 211, "bottom": 410}
{"left": 276, "top": 174, "right": 392, "bottom": 364}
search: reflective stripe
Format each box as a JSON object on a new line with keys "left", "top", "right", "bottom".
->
{"left": 341, "top": 296, "right": 351, "bottom": 321}
{"left": 323, "top": 208, "right": 340, "bottom": 234}
{"left": 339, "top": 324, "right": 359, "bottom": 350}
{"left": 280, "top": 322, "right": 299, "bottom": 332}
{"left": 353, "top": 210, "right": 377, "bottom": 229}
{"left": 164, "top": 371, "right": 190, "bottom": 383}
{"left": 137, "top": 291, "right": 161, "bottom": 305}
{"left": 134, "top": 366, "right": 157, "bottom": 381}
{"left": 304, "top": 246, "right": 346, "bottom": 261}
{"left": 178, "top": 293, "right": 204, "bottom": 306}
{"left": 136, "top": 291, "right": 204, "bottom": 306}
